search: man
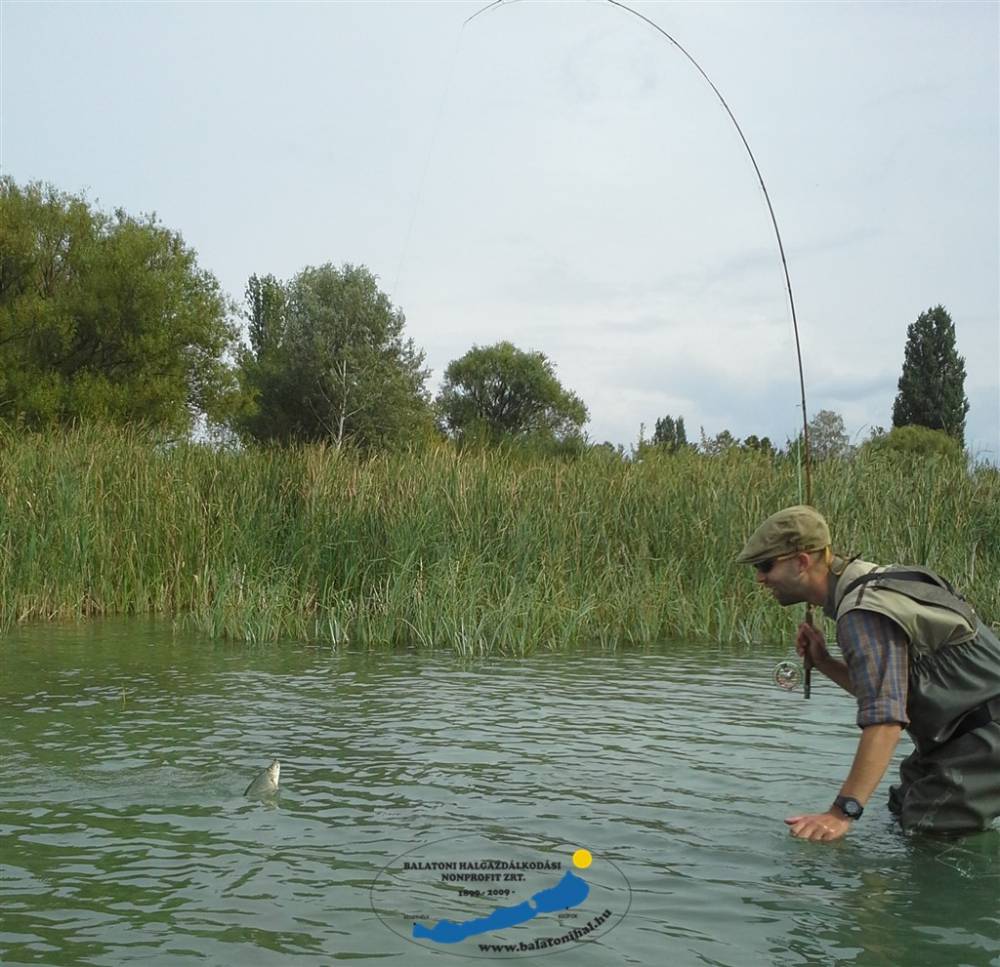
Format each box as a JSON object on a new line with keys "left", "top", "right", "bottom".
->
{"left": 737, "top": 505, "right": 1000, "bottom": 840}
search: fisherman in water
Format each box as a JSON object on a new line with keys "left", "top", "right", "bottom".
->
{"left": 737, "top": 505, "right": 1000, "bottom": 840}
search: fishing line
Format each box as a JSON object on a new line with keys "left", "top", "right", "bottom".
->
{"left": 393, "top": 0, "right": 539, "bottom": 300}
{"left": 463, "top": 0, "right": 817, "bottom": 694}
{"left": 391, "top": 21, "right": 468, "bottom": 301}
{"left": 462, "top": 0, "right": 813, "bottom": 492}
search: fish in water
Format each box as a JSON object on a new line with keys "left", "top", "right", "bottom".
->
{"left": 244, "top": 759, "right": 280, "bottom": 798}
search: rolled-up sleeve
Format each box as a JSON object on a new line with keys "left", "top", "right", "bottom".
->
{"left": 836, "top": 610, "right": 910, "bottom": 728}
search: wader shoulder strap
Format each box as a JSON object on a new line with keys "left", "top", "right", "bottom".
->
{"left": 842, "top": 568, "right": 959, "bottom": 598}
{"left": 840, "top": 566, "right": 977, "bottom": 626}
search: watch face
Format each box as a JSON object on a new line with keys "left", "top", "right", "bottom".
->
{"left": 837, "top": 797, "right": 863, "bottom": 819}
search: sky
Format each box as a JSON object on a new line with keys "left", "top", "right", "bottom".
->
{"left": 3, "top": 0, "right": 998, "bottom": 457}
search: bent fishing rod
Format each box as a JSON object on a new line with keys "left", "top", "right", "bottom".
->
{"left": 465, "top": 0, "right": 816, "bottom": 695}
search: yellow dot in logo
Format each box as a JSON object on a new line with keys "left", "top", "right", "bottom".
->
{"left": 572, "top": 849, "right": 592, "bottom": 869}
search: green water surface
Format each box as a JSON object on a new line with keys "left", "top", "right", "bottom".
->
{"left": 1, "top": 619, "right": 997, "bottom": 966}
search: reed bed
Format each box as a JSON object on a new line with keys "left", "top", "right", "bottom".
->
{"left": 1, "top": 425, "right": 997, "bottom": 653}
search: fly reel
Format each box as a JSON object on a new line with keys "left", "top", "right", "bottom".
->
{"left": 773, "top": 660, "right": 802, "bottom": 690}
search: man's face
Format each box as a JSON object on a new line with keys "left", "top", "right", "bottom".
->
{"left": 755, "top": 553, "right": 809, "bottom": 606}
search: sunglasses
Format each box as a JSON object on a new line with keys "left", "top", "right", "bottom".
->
{"left": 755, "top": 552, "right": 798, "bottom": 574}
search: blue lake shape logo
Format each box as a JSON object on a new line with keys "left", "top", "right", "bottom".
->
{"left": 412, "top": 870, "right": 590, "bottom": 944}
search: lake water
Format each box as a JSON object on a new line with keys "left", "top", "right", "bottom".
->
{"left": 2, "top": 619, "right": 998, "bottom": 966}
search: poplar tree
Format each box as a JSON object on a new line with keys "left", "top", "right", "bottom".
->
{"left": 891, "top": 305, "right": 969, "bottom": 445}
{"left": 651, "top": 414, "right": 689, "bottom": 452}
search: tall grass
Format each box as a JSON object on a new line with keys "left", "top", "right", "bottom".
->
{"left": 1, "top": 425, "right": 997, "bottom": 652}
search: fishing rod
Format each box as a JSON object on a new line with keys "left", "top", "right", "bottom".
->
{"left": 464, "top": 0, "right": 816, "bottom": 695}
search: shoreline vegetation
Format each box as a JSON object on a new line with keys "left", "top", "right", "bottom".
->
{"left": 1, "top": 425, "right": 997, "bottom": 653}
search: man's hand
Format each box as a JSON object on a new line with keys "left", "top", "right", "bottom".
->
{"left": 795, "top": 621, "right": 832, "bottom": 670}
{"left": 784, "top": 811, "right": 852, "bottom": 841}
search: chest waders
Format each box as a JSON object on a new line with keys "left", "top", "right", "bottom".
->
{"left": 834, "top": 560, "right": 1000, "bottom": 834}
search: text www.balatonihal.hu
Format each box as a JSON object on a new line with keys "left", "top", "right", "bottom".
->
{"left": 477, "top": 909, "right": 613, "bottom": 953}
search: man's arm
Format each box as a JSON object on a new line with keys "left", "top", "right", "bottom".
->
{"left": 796, "top": 621, "right": 854, "bottom": 693}
{"left": 817, "top": 655, "right": 853, "bottom": 694}
{"left": 785, "top": 723, "right": 903, "bottom": 841}
{"left": 787, "top": 611, "right": 909, "bottom": 841}
{"left": 838, "top": 723, "right": 904, "bottom": 805}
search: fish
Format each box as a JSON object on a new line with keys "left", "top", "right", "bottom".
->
{"left": 244, "top": 759, "right": 280, "bottom": 798}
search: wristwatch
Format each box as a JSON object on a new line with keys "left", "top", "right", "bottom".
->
{"left": 833, "top": 795, "right": 864, "bottom": 820}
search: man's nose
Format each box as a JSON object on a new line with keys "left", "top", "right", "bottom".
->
{"left": 755, "top": 568, "right": 767, "bottom": 585}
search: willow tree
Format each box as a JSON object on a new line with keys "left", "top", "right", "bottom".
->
{"left": 0, "top": 178, "right": 241, "bottom": 434}
{"left": 436, "top": 341, "right": 588, "bottom": 446}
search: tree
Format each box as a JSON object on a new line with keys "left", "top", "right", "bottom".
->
{"left": 892, "top": 305, "right": 969, "bottom": 445}
{"left": 0, "top": 178, "right": 241, "bottom": 434}
{"left": 699, "top": 427, "right": 739, "bottom": 456}
{"left": 436, "top": 341, "right": 588, "bottom": 444}
{"left": 808, "top": 409, "right": 851, "bottom": 460}
{"left": 233, "top": 273, "right": 298, "bottom": 443}
{"left": 784, "top": 409, "right": 851, "bottom": 461}
{"left": 651, "top": 414, "right": 689, "bottom": 452}
{"left": 742, "top": 434, "right": 775, "bottom": 456}
{"left": 234, "top": 263, "right": 432, "bottom": 449}
{"left": 245, "top": 273, "right": 286, "bottom": 357}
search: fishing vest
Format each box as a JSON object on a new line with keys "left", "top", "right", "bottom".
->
{"left": 828, "top": 558, "right": 1000, "bottom": 752}
{"left": 830, "top": 558, "right": 978, "bottom": 656}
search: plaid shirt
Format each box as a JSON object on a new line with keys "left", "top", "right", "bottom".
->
{"left": 836, "top": 609, "right": 910, "bottom": 728}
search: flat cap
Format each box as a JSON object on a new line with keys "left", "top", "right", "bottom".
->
{"left": 735, "top": 505, "right": 831, "bottom": 565}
